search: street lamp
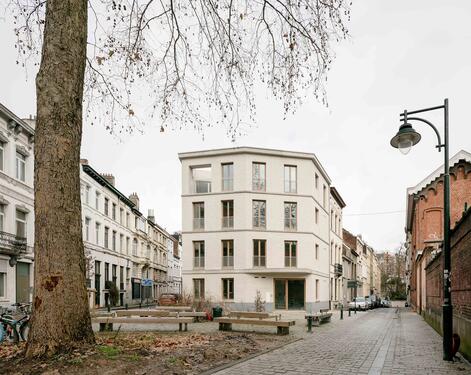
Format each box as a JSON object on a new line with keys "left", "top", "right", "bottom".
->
{"left": 390, "top": 98, "right": 453, "bottom": 361}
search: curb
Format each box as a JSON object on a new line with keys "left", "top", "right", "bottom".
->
{"left": 199, "top": 337, "right": 303, "bottom": 375}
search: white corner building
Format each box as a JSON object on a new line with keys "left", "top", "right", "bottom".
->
{"left": 179, "top": 147, "right": 339, "bottom": 312}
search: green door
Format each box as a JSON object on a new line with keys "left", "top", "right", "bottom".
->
{"left": 16, "top": 262, "right": 30, "bottom": 303}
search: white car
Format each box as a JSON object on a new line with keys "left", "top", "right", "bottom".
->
{"left": 348, "top": 297, "right": 368, "bottom": 311}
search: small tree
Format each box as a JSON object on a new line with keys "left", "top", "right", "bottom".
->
{"left": 104, "top": 281, "right": 120, "bottom": 307}
{"left": 254, "top": 290, "right": 266, "bottom": 312}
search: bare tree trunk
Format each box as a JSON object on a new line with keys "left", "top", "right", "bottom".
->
{"left": 26, "top": 0, "right": 94, "bottom": 357}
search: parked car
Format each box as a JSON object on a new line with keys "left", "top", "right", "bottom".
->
{"left": 365, "top": 296, "right": 373, "bottom": 309}
{"left": 381, "top": 299, "right": 391, "bottom": 308}
{"left": 348, "top": 297, "right": 368, "bottom": 311}
{"left": 158, "top": 293, "right": 179, "bottom": 306}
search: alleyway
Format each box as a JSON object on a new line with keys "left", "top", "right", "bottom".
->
{"left": 214, "top": 308, "right": 470, "bottom": 375}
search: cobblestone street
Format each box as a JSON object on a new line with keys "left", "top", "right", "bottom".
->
{"left": 214, "top": 308, "right": 470, "bottom": 375}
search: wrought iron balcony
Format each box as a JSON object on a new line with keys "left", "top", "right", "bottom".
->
{"left": 334, "top": 263, "right": 343, "bottom": 276}
{"left": 0, "top": 231, "right": 27, "bottom": 256}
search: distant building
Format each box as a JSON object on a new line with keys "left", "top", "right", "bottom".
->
{"left": 0, "top": 103, "right": 35, "bottom": 307}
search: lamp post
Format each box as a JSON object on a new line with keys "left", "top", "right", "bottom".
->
{"left": 390, "top": 98, "right": 452, "bottom": 361}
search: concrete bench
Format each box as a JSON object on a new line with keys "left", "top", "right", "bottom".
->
{"left": 92, "top": 316, "right": 193, "bottom": 332}
{"left": 214, "top": 317, "right": 295, "bottom": 335}
{"left": 305, "top": 311, "right": 332, "bottom": 331}
{"left": 228, "top": 311, "right": 281, "bottom": 321}
{"left": 116, "top": 310, "right": 177, "bottom": 317}
{"left": 154, "top": 306, "right": 192, "bottom": 312}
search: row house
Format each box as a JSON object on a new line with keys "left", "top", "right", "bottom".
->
{"left": 179, "top": 146, "right": 346, "bottom": 312}
{"left": 0, "top": 103, "right": 34, "bottom": 307}
{"left": 80, "top": 161, "right": 181, "bottom": 308}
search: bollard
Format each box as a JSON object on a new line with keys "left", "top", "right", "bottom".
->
{"left": 340, "top": 307, "right": 343, "bottom": 320}
{"left": 348, "top": 308, "right": 351, "bottom": 317}
{"left": 125, "top": 303, "right": 128, "bottom": 310}
{"left": 107, "top": 303, "right": 110, "bottom": 313}
{"left": 307, "top": 316, "right": 313, "bottom": 332}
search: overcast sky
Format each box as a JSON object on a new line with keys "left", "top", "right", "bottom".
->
{"left": 1, "top": 1, "right": 470, "bottom": 251}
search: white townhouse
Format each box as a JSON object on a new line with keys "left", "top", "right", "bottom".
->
{"left": 0, "top": 104, "right": 35, "bottom": 307}
{"left": 329, "top": 187, "right": 346, "bottom": 309}
{"left": 80, "top": 161, "right": 177, "bottom": 308}
{"left": 179, "top": 147, "right": 336, "bottom": 312}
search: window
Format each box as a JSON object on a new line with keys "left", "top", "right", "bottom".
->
{"left": 323, "top": 185, "right": 327, "bottom": 207}
{"left": 252, "top": 200, "right": 266, "bottom": 228}
{"left": 120, "top": 208, "right": 124, "bottom": 224}
{"left": 315, "top": 279, "right": 319, "bottom": 300}
{"left": 193, "top": 202, "right": 204, "bottom": 230}
{"left": 104, "top": 198, "right": 109, "bottom": 216}
{"left": 120, "top": 234, "right": 124, "bottom": 253}
{"left": 104, "top": 263, "right": 109, "bottom": 282}
{"left": 104, "top": 227, "right": 109, "bottom": 248}
{"left": 285, "top": 241, "right": 297, "bottom": 267}
{"left": 132, "top": 239, "right": 138, "bottom": 256}
{"left": 15, "top": 152, "right": 26, "bottom": 182}
{"left": 0, "top": 142, "right": 4, "bottom": 172}
{"left": 192, "top": 166, "right": 212, "bottom": 193}
{"left": 84, "top": 217, "right": 91, "bottom": 241}
{"left": 112, "top": 230, "right": 117, "bottom": 251}
{"left": 252, "top": 162, "right": 266, "bottom": 191}
{"left": 120, "top": 266, "right": 124, "bottom": 290}
{"left": 284, "top": 202, "right": 297, "bottom": 230}
{"left": 112, "top": 203, "right": 116, "bottom": 220}
{"left": 222, "top": 278, "right": 234, "bottom": 300}
{"left": 126, "top": 237, "right": 130, "bottom": 255}
{"left": 193, "top": 279, "right": 205, "bottom": 299}
{"left": 315, "top": 208, "right": 319, "bottom": 224}
{"left": 0, "top": 205, "right": 4, "bottom": 231}
{"left": 284, "top": 165, "right": 297, "bottom": 193}
{"left": 126, "top": 212, "right": 130, "bottom": 228}
{"left": 315, "top": 244, "right": 319, "bottom": 260}
{"left": 85, "top": 185, "right": 90, "bottom": 205}
{"left": 95, "top": 192, "right": 100, "bottom": 210}
{"left": 193, "top": 241, "right": 205, "bottom": 268}
{"left": 315, "top": 173, "right": 319, "bottom": 189}
{"left": 112, "top": 264, "right": 117, "bottom": 285}
{"left": 0, "top": 272, "right": 5, "bottom": 297}
{"left": 15, "top": 210, "right": 26, "bottom": 238}
{"left": 221, "top": 163, "right": 233, "bottom": 191}
{"left": 222, "top": 240, "right": 234, "bottom": 267}
{"left": 95, "top": 222, "right": 100, "bottom": 244}
{"left": 253, "top": 239, "right": 266, "bottom": 267}
{"left": 222, "top": 200, "right": 234, "bottom": 228}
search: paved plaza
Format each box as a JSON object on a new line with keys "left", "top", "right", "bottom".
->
{"left": 213, "top": 308, "right": 470, "bottom": 375}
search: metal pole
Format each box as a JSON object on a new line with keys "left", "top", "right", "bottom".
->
{"left": 442, "top": 98, "right": 453, "bottom": 361}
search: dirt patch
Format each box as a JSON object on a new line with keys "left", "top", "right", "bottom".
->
{"left": 0, "top": 331, "right": 293, "bottom": 374}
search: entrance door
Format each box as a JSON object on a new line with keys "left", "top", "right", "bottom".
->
{"left": 16, "top": 262, "right": 30, "bottom": 303}
{"left": 274, "top": 279, "right": 305, "bottom": 310}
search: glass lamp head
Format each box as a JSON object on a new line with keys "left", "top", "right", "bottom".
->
{"left": 390, "top": 123, "right": 421, "bottom": 154}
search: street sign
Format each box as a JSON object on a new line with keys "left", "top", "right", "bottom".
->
{"left": 142, "top": 278, "right": 153, "bottom": 287}
{"left": 347, "top": 280, "right": 358, "bottom": 288}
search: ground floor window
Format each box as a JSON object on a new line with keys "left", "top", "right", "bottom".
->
{"left": 274, "top": 279, "right": 305, "bottom": 310}
{"left": 222, "top": 278, "right": 234, "bottom": 300}
{"left": 0, "top": 272, "right": 6, "bottom": 297}
{"left": 193, "top": 278, "right": 205, "bottom": 299}
{"left": 131, "top": 278, "right": 141, "bottom": 299}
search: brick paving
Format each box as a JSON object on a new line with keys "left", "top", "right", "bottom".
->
{"left": 214, "top": 308, "right": 470, "bottom": 375}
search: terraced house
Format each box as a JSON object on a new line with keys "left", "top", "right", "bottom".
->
{"left": 179, "top": 147, "right": 344, "bottom": 312}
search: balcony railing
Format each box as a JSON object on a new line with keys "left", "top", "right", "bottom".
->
{"left": 193, "top": 218, "right": 205, "bottom": 231}
{"left": 0, "top": 231, "right": 27, "bottom": 256}
{"left": 334, "top": 263, "right": 343, "bottom": 276}
{"left": 253, "top": 256, "right": 266, "bottom": 267}
{"left": 193, "top": 257, "right": 205, "bottom": 268}
{"left": 285, "top": 256, "right": 297, "bottom": 267}
{"left": 222, "top": 216, "right": 234, "bottom": 228}
{"left": 284, "top": 219, "right": 297, "bottom": 231}
{"left": 222, "top": 256, "right": 233, "bottom": 268}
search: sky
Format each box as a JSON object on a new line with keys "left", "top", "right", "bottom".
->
{"left": 1, "top": 1, "right": 470, "bottom": 251}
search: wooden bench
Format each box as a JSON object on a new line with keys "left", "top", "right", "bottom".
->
{"left": 92, "top": 316, "right": 193, "bottom": 332}
{"left": 154, "top": 306, "right": 192, "bottom": 312}
{"left": 214, "top": 313, "right": 295, "bottom": 335}
{"left": 305, "top": 310, "right": 333, "bottom": 331}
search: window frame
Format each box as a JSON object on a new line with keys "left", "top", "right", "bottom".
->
{"left": 253, "top": 239, "right": 266, "bottom": 267}
{"left": 15, "top": 151, "right": 26, "bottom": 182}
{"left": 284, "top": 202, "right": 297, "bottom": 231}
{"left": 284, "top": 240, "right": 297, "bottom": 267}
{"left": 252, "top": 200, "right": 266, "bottom": 229}
{"left": 221, "top": 200, "right": 234, "bottom": 228}
{"left": 222, "top": 278, "right": 234, "bottom": 300}
{"left": 284, "top": 165, "right": 297, "bottom": 193}
{"left": 193, "top": 202, "right": 205, "bottom": 230}
{"left": 221, "top": 163, "right": 234, "bottom": 191}
{"left": 252, "top": 162, "right": 266, "bottom": 191}
{"left": 193, "top": 241, "right": 205, "bottom": 268}
{"left": 222, "top": 239, "right": 234, "bottom": 268}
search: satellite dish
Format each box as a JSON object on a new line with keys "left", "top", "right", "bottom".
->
{"left": 9, "top": 256, "right": 18, "bottom": 267}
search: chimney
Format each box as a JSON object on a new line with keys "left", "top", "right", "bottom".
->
{"left": 101, "top": 173, "right": 115, "bottom": 186}
{"left": 129, "top": 193, "right": 139, "bottom": 209}
{"left": 80, "top": 159, "right": 89, "bottom": 165}
{"left": 148, "top": 209, "right": 155, "bottom": 223}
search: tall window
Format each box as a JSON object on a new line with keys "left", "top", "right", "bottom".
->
{"left": 104, "top": 263, "right": 109, "bottom": 282}
{"left": 120, "top": 234, "right": 124, "bottom": 253}
{"left": 112, "top": 230, "right": 117, "bottom": 251}
{"left": 193, "top": 202, "right": 204, "bottom": 230}
{"left": 252, "top": 162, "right": 266, "bottom": 191}
{"left": 85, "top": 185, "right": 90, "bottom": 205}
{"left": 119, "top": 266, "right": 124, "bottom": 290}
{"left": 253, "top": 239, "right": 266, "bottom": 267}
{"left": 95, "top": 222, "right": 100, "bottom": 244}
{"left": 15, "top": 210, "right": 26, "bottom": 238}
{"left": 126, "top": 212, "right": 130, "bottom": 228}
{"left": 84, "top": 217, "right": 91, "bottom": 241}
{"left": 16, "top": 152, "right": 26, "bottom": 182}
{"left": 112, "top": 203, "right": 116, "bottom": 220}
{"left": 284, "top": 202, "right": 297, "bottom": 230}
{"left": 132, "top": 239, "right": 138, "bottom": 256}
{"left": 222, "top": 240, "right": 234, "bottom": 268}
{"left": 0, "top": 142, "right": 4, "bottom": 172}
{"left": 323, "top": 185, "right": 327, "bottom": 207}
{"left": 126, "top": 237, "right": 130, "bottom": 255}
{"left": 315, "top": 279, "right": 319, "bottom": 300}
{"left": 193, "top": 279, "right": 205, "bottom": 299}
{"left": 104, "top": 226, "right": 109, "bottom": 248}
{"left": 315, "top": 244, "right": 319, "bottom": 260}
{"left": 120, "top": 208, "right": 124, "bottom": 224}
{"left": 0, "top": 205, "right": 4, "bottom": 231}
{"left": 315, "top": 173, "right": 319, "bottom": 189}
{"left": 252, "top": 200, "right": 266, "bottom": 228}
{"left": 315, "top": 208, "right": 319, "bottom": 224}
{"left": 222, "top": 200, "right": 234, "bottom": 228}
{"left": 193, "top": 241, "right": 205, "bottom": 268}
{"left": 95, "top": 192, "right": 100, "bottom": 210}
{"left": 221, "top": 163, "right": 234, "bottom": 191}
{"left": 284, "top": 165, "right": 297, "bottom": 193}
{"left": 192, "top": 166, "right": 212, "bottom": 193}
{"left": 104, "top": 197, "right": 109, "bottom": 216}
{"left": 222, "top": 278, "right": 234, "bottom": 300}
{"left": 284, "top": 241, "right": 297, "bottom": 267}
{"left": 112, "top": 264, "right": 117, "bottom": 286}
{"left": 0, "top": 272, "right": 5, "bottom": 298}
